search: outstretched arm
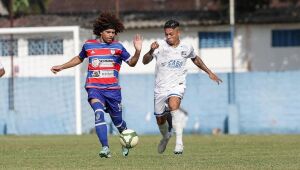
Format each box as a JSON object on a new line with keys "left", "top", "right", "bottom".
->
{"left": 0, "top": 68, "right": 5, "bottom": 77}
{"left": 142, "top": 41, "right": 159, "bottom": 65}
{"left": 192, "top": 56, "right": 222, "bottom": 84}
{"left": 51, "top": 56, "right": 83, "bottom": 74}
{"left": 127, "top": 34, "right": 142, "bottom": 67}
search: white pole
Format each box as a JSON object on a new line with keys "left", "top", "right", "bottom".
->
{"left": 230, "top": 0, "right": 235, "bottom": 25}
{"left": 228, "top": 0, "right": 239, "bottom": 135}
{"left": 73, "top": 26, "right": 82, "bottom": 135}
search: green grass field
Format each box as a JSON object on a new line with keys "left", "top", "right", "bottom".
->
{"left": 1, "top": 135, "right": 300, "bottom": 170}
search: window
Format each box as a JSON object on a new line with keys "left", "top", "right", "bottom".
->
{"left": 28, "top": 39, "right": 63, "bottom": 55}
{"left": 198, "top": 31, "right": 231, "bottom": 48}
{"left": 272, "top": 29, "right": 300, "bottom": 47}
{"left": 0, "top": 39, "right": 18, "bottom": 56}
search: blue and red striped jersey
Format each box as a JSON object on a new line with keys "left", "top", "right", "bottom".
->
{"left": 79, "top": 39, "right": 131, "bottom": 89}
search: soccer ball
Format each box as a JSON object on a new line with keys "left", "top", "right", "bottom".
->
{"left": 119, "top": 129, "right": 139, "bottom": 148}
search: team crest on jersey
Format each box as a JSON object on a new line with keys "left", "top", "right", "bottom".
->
{"left": 110, "top": 49, "right": 115, "bottom": 55}
{"left": 181, "top": 51, "right": 187, "bottom": 56}
{"left": 92, "top": 58, "right": 100, "bottom": 67}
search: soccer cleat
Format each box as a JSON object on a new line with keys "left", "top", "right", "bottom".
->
{"left": 157, "top": 132, "right": 172, "bottom": 154}
{"left": 174, "top": 144, "right": 184, "bottom": 155}
{"left": 99, "top": 146, "right": 112, "bottom": 158}
{"left": 122, "top": 146, "right": 129, "bottom": 157}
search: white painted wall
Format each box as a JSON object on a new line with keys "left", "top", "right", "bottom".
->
{"left": 2, "top": 24, "right": 299, "bottom": 77}
{"left": 236, "top": 24, "right": 300, "bottom": 71}
{"left": 118, "top": 26, "right": 234, "bottom": 74}
{"left": 0, "top": 33, "right": 76, "bottom": 77}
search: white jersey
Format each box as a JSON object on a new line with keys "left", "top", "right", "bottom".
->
{"left": 153, "top": 40, "right": 196, "bottom": 93}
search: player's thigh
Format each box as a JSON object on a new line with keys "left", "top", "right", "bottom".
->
{"left": 86, "top": 88, "right": 105, "bottom": 105}
{"left": 104, "top": 89, "right": 122, "bottom": 116}
{"left": 154, "top": 92, "right": 168, "bottom": 116}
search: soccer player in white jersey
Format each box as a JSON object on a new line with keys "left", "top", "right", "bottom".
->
{"left": 0, "top": 60, "right": 5, "bottom": 77}
{"left": 143, "top": 20, "right": 222, "bottom": 154}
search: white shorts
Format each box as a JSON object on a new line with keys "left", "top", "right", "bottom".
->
{"left": 154, "top": 85, "right": 185, "bottom": 117}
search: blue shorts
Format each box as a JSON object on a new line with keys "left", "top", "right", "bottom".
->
{"left": 86, "top": 88, "right": 122, "bottom": 116}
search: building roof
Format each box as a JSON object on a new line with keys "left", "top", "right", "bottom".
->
{"left": 0, "top": 0, "right": 299, "bottom": 29}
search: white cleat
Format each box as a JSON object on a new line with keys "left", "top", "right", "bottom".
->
{"left": 174, "top": 144, "right": 184, "bottom": 155}
{"left": 157, "top": 132, "right": 172, "bottom": 154}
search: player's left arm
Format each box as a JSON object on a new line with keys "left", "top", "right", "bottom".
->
{"left": 192, "top": 56, "right": 222, "bottom": 85}
{"left": 127, "top": 34, "right": 143, "bottom": 67}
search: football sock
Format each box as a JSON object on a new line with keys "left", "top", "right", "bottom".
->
{"left": 110, "top": 112, "right": 127, "bottom": 133}
{"left": 158, "top": 121, "right": 169, "bottom": 138}
{"left": 171, "top": 109, "right": 183, "bottom": 146}
{"left": 90, "top": 102, "right": 108, "bottom": 147}
{"left": 166, "top": 111, "right": 173, "bottom": 132}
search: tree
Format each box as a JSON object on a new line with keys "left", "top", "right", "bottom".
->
{"left": 1, "top": 0, "right": 50, "bottom": 16}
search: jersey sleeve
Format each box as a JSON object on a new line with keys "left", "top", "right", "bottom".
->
{"left": 185, "top": 45, "right": 196, "bottom": 59}
{"left": 78, "top": 45, "right": 87, "bottom": 60}
{"left": 120, "top": 45, "right": 131, "bottom": 62}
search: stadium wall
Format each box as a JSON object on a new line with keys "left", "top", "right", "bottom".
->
{"left": 1, "top": 71, "right": 300, "bottom": 135}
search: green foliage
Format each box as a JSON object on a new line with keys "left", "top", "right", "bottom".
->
{"left": 1, "top": 0, "right": 50, "bottom": 16}
{"left": 0, "top": 135, "right": 300, "bottom": 169}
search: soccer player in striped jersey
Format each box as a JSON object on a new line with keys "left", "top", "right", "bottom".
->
{"left": 143, "top": 20, "right": 222, "bottom": 154}
{"left": 0, "top": 60, "right": 5, "bottom": 77}
{"left": 51, "top": 12, "right": 142, "bottom": 158}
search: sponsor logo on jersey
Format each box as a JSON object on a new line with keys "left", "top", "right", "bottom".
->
{"left": 110, "top": 49, "right": 115, "bottom": 55}
{"left": 168, "top": 60, "right": 183, "bottom": 68}
{"left": 92, "top": 58, "right": 100, "bottom": 67}
{"left": 92, "top": 70, "right": 114, "bottom": 78}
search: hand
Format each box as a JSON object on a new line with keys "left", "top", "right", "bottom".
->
{"left": 150, "top": 41, "right": 159, "bottom": 51}
{"left": 209, "top": 72, "right": 222, "bottom": 85}
{"left": 133, "top": 34, "right": 143, "bottom": 51}
{"left": 51, "top": 65, "right": 63, "bottom": 74}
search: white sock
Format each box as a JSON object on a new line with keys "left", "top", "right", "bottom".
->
{"left": 158, "top": 121, "right": 169, "bottom": 138}
{"left": 171, "top": 110, "right": 183, "bottom": 146}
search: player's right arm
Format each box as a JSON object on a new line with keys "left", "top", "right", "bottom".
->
{"left": 0, "top": 68, "right": 5, "bottom": 77}
{"left": 142, "top": 41, "right": 159, "bottom": 65}
{"left": 0, "top": 62, "right": 5, "bottom": 77}
{"left": 51, "top": 56, "right": 83, "bottom": 74}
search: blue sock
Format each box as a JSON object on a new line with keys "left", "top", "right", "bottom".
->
{"left": 90, "top": 102, "right": 108, "bottom": 147}
{"left": 110, "top": 112, "right": 127, "bottom": 133}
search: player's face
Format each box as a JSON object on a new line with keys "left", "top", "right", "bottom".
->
{"left": 101, "top": 29, "right": 116, "bottom": 43}
{"left": 164, "top": 27, "right": 180, "bottom": 46}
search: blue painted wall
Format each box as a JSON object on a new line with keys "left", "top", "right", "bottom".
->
{"left": 1, "top": 71, "right": 300, "bottom": 135}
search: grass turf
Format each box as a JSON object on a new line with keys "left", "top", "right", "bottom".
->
{"left": 1, "top": 135, "right": 300, "bottom": 170}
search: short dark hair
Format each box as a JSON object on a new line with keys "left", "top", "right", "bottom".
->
{"left": 93, "top": 12, "right": 125, "bottom": 36}
{"left": 164, "top": 20, "right": 180, "bottom": 29}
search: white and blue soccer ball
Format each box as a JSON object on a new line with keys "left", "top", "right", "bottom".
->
{"left": 119, "top": 129, "right": 139, "bottom": 148}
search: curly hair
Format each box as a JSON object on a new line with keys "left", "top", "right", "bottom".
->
{"left": 93, "top": 12, "right": 125, "bottom": 36}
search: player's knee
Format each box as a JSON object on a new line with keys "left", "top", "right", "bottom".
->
{"left": 156, "top": 116, "right": 167, "bottom": 125}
